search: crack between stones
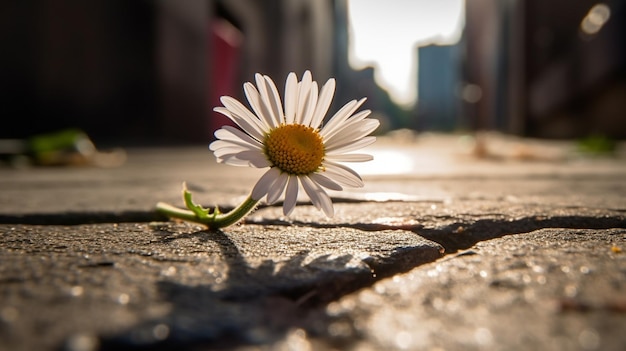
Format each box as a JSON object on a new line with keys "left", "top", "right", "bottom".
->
{"left": 251, "top": 215, "right": 626, "bottom": 254}
{"left": 0, "top": 211, "right": 166, "bottom": 225}
{"left": 2, "top": 207, "right": 624, "bottom": 256}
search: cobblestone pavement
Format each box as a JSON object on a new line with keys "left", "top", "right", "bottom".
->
{"left": 1, "top": 133, "right": 625, "bottom": 350}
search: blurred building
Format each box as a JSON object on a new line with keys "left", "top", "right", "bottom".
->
{"left": 463, "top": 0, "right": 626, "bottom": 138}
{"left": 1, "top": 1, "right": 160, "bottom": 144}
{"left": 414, "top": 44, "right": 463, "bottom": 131}
{"left": 0, "top": 0, "right": 346, "bottom": 144}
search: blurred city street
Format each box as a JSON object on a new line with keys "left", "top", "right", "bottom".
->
{"left": 1, "top": 133, "right": 625, "bottom": 350}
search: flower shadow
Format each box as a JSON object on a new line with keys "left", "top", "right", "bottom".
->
{"left": 99, "top": 225, "right": 373, "bottom": 350}
{"left": 165, "top": 227, "right": 370, "bottom": 302}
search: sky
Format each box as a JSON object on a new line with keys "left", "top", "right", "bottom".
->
{"left": 347, "top": 0, "right": 465, "bottom": 107}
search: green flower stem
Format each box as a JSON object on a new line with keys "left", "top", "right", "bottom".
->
{"left": 155, "top": 182, "right": 259, "bottom": 229}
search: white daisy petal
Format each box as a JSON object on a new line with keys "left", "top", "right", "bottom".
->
{"left": 346, "top": 109, "right": 372, "bottom": 123}
{"left": 324, "top": 153, "right": 373, "bottom": 162}
{"left": 210, "top": 133, "right": 260, "bottom": 152}
{"left": 284, "top": 72, "right": 298, "bottom": 124}
{"left": 319, "top": 191, "right": 334, "bottom": 217}
{"left": 324, "top": 119, "right": 380, "bottom": 150}
{"left": 209, "top": 141, "right": 251, "bottom": 154}
{"left": 310, "top": 173, "right": 342, "bottom": 191}
{"left": 301, "top": 176, "right": 322, "bottom": 210}
{"left": 218, "top": 97, "right": 265, "bottom": 130}
{"left": 212, "top": 148, "right": 245, "bottom": 161}
{"left": 295, "top": 71, "right": 313, "bottom": 124}
{"left": 319, "top": 99, "right": 356, "bottom": 131}
{"left": 213, "top": 150, "right": 238, "bottom": 162}
{"left": 214, "top": 127, "right": 248, "bottom": 143}
{"left": 244, "top": 82, "right": 274, "bottom": 129}
{"left": 215, "top": 126, "right": 263, "bottom": 149}
{"left": 322, "top": 109, "right": 372, "bottom": 141}
{"left": 214, "top": 105, "right": 266, "bottom": 142}
{"left": 213, "top": 149, "right": 240, "bottom": 160}
{"left": 216, "top": 155, "right": 251, "bottom": 167}
{"left": 267, "top": 172, "right": 288, "bottom": 204}
{"left": 264, "top": 75, "right": 285, "bottom": 125}
{"left": 220, "top": 99, "right": 267, "bottom": 132}
{"left": 254, "top": 74, "right": 274, "bottom": 124}
{"left": 212, "top": 146, "right": 266, "bottom": 167}
{"left": 236, "top": 150, "right": 271, "bottom": 168}
{"left": 310, "top": 78, "right": 336, "bottom": 129}
{"left": 301, "top": 81, "right": 318, "bottom": 127}
{"left": 325, "top": 136, "right": 377, "bottom": 155}
{"left": 302, "top": 175, "right": 334, "bottom": 217}
{"left": 213, "top": 146, "right": 255, "bottom": 165}
{"left": 322, "top": 169, "right": 362, "bottom": 188}
{"left": 319, "top": 97, "right": 367, "bottom": 138}
{"left": 255, "top": 74, "right": 282, "bottom": 128}
{"left": 208, "top": 139, "right": 229, "bottom": 152}
{"left": 294, "top": 84, "right": 309, "bottom": 125}
{"left": 283, "top": 175, "right": 299, "bottom": 216}
{"left": 323, "top": 161, "right": 364, "bottom": 188}
{"left": 212, "top": 149, "right": 248, "bottom": 164}
{"left": 251, "top": 168, "right": 281, "bottom": 201}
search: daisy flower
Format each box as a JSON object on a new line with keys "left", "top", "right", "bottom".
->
{"left": 211, "top": 70, "right": 378, "bottom": 217}
{"left": 156, "top": 71, "right": 377, "bottom": 227}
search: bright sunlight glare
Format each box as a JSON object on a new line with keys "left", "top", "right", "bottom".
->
{"left": 347, "top": 0, "right": 465, "bottom": 107}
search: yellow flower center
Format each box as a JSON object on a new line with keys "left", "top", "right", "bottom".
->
{"left": 264, "top": 124, "right": 325, "bottom": 175}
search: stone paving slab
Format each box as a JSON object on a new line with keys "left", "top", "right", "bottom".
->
{"left": 311, "top": 228, "right": 626, "bottom": 351}
{"left": 0, "top": 222, "right": 442, "bottom": 351}
{"left": 251, "top": 201, "right": 626, "bottom": 252}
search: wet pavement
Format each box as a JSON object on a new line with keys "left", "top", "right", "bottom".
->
{"left": 1, "top": 132, "right": 625, "bottom": 350}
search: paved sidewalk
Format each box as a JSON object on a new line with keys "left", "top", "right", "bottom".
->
{"left": 1, "top": 133, "right": 625, "bottom": 350}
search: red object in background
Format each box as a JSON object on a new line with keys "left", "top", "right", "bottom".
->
{"left": 209, "top": 19, "right": 243, "bottom": 139}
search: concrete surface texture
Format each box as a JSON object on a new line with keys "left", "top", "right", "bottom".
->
{"left": 0, "top": 132, "right": 625, "bottom": 350}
